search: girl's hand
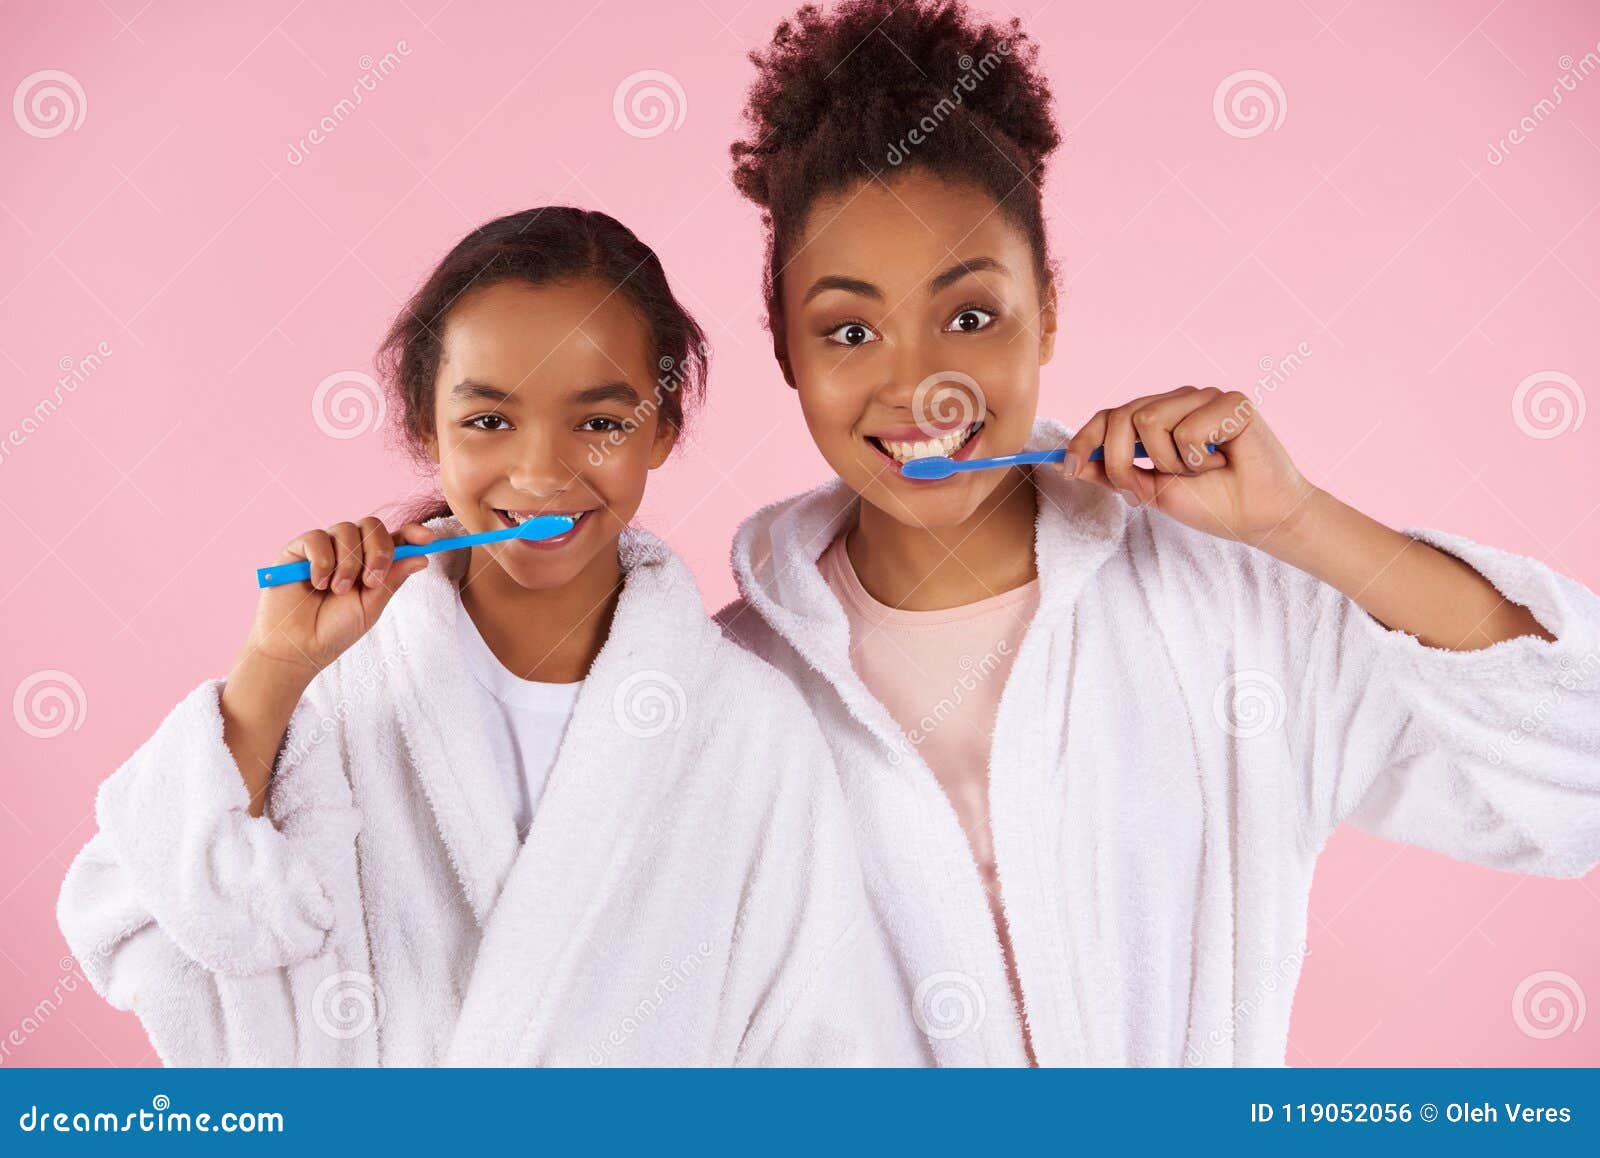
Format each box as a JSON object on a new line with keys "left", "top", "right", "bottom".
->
{"left": 1056, "top": 386, "right": 1318, "bottom": 547}
{"left": 243, "top": 518, "right": 436, "bottom": 679}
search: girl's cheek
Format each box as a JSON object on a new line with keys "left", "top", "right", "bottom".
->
{"left": 582, "top": 431, "right": 652, "bottom": 505}
{"left": 438, "top": 442, "right": 498, "bottom": 494}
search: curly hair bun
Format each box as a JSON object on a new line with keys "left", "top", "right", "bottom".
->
{"left": 731, "top": 0, "right": 1060, "bottom": 209}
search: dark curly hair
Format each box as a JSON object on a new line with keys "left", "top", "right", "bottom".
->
{"left": 730, "top": 0, "right": 1061, "bottom": 380}
{"left": 377, "top": 207, "right": 708, "bottom": 525}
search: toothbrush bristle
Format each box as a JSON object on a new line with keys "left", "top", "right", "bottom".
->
{"left": 902, "top": 457, "right": 955, "bottom": 480}
{"left": 516, "top": 514, "right": 576, "bottom": 538}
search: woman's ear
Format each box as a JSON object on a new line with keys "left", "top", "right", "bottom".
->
{"left": 776, "top": 337, "right": 797, "bottom": 390}
{"left": 1037, "top": 279, "right": 1059, "bottom": 367}
{"left": 769, "top": 307, "right": 797, "bottom": 389}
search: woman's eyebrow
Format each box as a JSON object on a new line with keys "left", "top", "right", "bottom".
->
{"left": 802, "top": 275, "right": 883, "bottom": 305}
{"left": 571, "top": 381, "right": 642, "bottom": 406}
{"left": 929, "top": 256, "right": 1010, "bottom": 294}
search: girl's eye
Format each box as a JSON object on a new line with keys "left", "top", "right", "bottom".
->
{"left": 945, "top": 307, "right": 996, "bottom": 334}
{"left": 579, "top": 416, "right": 626, "bottom": 433}
{"left": 824, "top": 321, "right": 879, "bottom": 347}
{"left": 466, "top": 414, "right": 511, "bottom": 431}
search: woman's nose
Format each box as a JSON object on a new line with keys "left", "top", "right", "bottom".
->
{"left": 880, "top": 334, "right": 937, "bottom": 411}
{"left": 883, "top": 339, "right": 981, "bottom": 423}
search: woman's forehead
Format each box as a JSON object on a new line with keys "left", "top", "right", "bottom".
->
{"left": 786, "top": 172, "right": 1030, "bottom": 291}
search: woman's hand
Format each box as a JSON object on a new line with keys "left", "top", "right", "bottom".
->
{"left": 1056, "top": 386, "right": 1318, "bottom": 548}
{"left": 244, "top": 517, "right": 436, "bottom": 679}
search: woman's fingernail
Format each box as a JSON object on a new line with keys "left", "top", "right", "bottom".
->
{"left": 1063, "top": 452, "right": 1080, "bottom": 477}
{"left": 334, "top": 577, "right": 352, "bottom": 593}
{"left": 364, "top": 570, "right": 381, "bottom": 586}
{"left": 1119, "top": 489, "right": 1139, "bottom": 506}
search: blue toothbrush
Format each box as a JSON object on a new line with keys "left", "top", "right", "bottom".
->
{"left": 899, "top": 440, "right": 1220, "bottom": 481}
{"left": 255, "top": 515, "right": 577, "bottom": 588}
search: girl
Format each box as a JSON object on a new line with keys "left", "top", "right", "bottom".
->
{"left": 57, "top": 207, "right": 920, "bottom": 1066}
{"left": 717, "top": 0, "right": 1600, "bottom": 1066}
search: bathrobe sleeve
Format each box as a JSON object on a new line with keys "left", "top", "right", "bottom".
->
{"left": 1257, "top": 526, "right": 1600, "bottom": 876}
{"left": 56, "top": 671, "right": 368, "bottom": 1064}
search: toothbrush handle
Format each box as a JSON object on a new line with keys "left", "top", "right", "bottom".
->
{"left": 965, "top": 449, "right": 1068, "bottom": 470}
{"left": 1087, "top": 440, "right": 1218, "bottom": 462}
{"left": 256, "top": 530, "right": 498, "bottom": 588}
{"left": 945, "top": 440, "right": 1222, "bottom": 474}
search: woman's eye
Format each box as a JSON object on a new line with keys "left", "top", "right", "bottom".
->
{"left": 825, "top": 321, "right": 879, "bottom": 347}
{"left": 467, "top": 414, "right": 511, "bottom": 431}
{"left": 579, "top": 416, "right": 625, "bottom": 433}
{"left": 946, "top": 308, "right": 996, "bottom": 334}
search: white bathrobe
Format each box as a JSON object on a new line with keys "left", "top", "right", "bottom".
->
{"left": 57, "top": 518, "right": 926, "bottom": 1066}
{"left": 716, "top": 417, "right": 1600, "bottom": 1067}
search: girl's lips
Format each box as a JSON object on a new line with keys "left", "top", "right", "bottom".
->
{"left": 490, "top": 508, "right": 595, "bottom": 549}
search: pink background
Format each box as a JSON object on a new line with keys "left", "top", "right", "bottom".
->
{"left": 3, "top": 0, "right": 1597, "bottom": 1067}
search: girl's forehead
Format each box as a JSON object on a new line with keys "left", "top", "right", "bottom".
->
{"left": 439, "top": 280, "right": 654, "bottom": 385}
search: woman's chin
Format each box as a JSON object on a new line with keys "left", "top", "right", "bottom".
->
{"left": 859, "top": 475, "right": 996, "bottom": 531}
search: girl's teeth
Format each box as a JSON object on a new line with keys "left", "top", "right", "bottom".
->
{"left": 504, "top": 511, "right": 579, "bottom": 525}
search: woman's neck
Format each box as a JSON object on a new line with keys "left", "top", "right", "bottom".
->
{"left": 846, "top": 466, "right": 1039, "bottom": 611}
{"left": 459, "top": 545, "right": 623, "bottom": 683}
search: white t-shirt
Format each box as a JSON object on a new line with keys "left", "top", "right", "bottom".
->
{"left": 454, "top": 596, "right": 583, "bottom": 839}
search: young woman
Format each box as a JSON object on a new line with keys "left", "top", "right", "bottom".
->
{"left": 717, "top": 0, "right": 1600, "bottom": 1066}
{"left": 57, "top": 207, "right": 920, "bottom": 1066}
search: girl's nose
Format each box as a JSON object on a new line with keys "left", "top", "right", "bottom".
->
{"left": 507, "top": 437, "right": 579, "bottom": 497}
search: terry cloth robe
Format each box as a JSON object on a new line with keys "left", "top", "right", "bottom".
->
{"left": 57, "top": 518, "right": 926, "bottom": 1067}
{"left": 716, "top": 417, "right": 1600, "bottom": 1067}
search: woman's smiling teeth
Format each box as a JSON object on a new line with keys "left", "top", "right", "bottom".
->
{"left": 871, "top": 422, "right": 982, "bottom": 464}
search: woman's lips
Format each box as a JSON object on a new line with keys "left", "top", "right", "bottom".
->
{"left": 491, "top": 508, "right": 594, "bottom": 549}
{"left": 864, "top": 421, "right": 985, "bottom": 478}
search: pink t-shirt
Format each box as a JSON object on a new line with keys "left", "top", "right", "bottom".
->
{"left": 817, "top": 531, "right": 1041, "bottom": 1063}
